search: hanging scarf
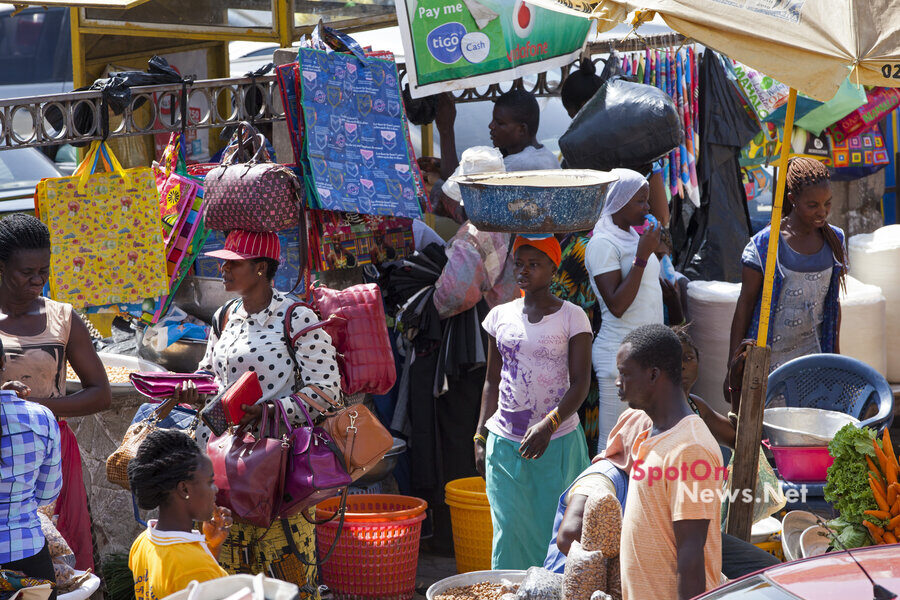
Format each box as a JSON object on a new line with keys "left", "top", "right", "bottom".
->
{"left": 591, "top": 168, "right": 648, "bottom": 246}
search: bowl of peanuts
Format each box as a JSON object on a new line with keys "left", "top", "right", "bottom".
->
{"left": 66, "top": 352, "right": 167, "bottom": 396}
{"left": 427, "top": 570, "right": 527, "bottom": 600}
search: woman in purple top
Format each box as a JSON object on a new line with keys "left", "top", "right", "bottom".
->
{"left": 474, "top": 235, "right": 592, "bottom": 570}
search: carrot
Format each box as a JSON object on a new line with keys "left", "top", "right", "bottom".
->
{"left": 867, "top": 455, "right": 882, "bottom": 478}
{"left": 871, "top": 477, "right": 891, "bottom": 511}
{"left": 884, "top": 429, "right": 899, "bottom": 470}
{"left": 887, "top": 461, "right": 899, "bottom": 487}
{"left": 865, "top": 509, "right": 891, "bottom": 520}
{"left": 889, "top": 514, "right": 900, "bottom": 530}
{"left": 890, "top": 482, "right": 900, "bottom": 502}
{"left": 864, "top": 520, "right": 885, "bottom": 543}
{"left": 884, "top": 531, "right": 898, "bottom": 545}
{"left": 875, "top": 439, "right": 891, "bottom": 474}
{"left": 893, "top": 498, "right": 900, "bottom": 516}
{"left": 890, "top": 485, "right": 899, "bottom": 508}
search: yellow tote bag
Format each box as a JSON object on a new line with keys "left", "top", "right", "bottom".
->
{"left": 36, "top": 141, "right": 169, "bottom": 309}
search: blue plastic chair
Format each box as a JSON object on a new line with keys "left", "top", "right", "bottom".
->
{"left": 765, "top": 354, "right": 894, "bottom": 433}
{"left": 763, "top": 354, "right": 894, "bottom": 510}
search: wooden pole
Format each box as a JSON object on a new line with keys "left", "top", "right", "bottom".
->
{"left": 725, "top": 88, "right": 797, "bottom": 540}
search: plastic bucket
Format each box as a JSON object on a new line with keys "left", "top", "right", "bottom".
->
{"left": 763, "top": 441, "right": 833, "bottom": 482}
{"left": 445, "top": 478, "right": 493, "bottom": 573}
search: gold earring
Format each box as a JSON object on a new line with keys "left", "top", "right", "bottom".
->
{"left": 257, "top": 271, "right": 263, "bottom": 277}
{"left": 185, "top": 494, "right": 190, "bottom": 500}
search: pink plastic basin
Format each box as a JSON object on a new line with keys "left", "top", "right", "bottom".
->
{"left": 762, "top": 440, "right": 834, "bottom": 482}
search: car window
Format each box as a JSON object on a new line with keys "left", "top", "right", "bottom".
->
{"left": 701, "top": 575, "right": 804, "bottom": 599}
{"left": 0, "top": 7, "right": 71, "bottom": 85}
{"left": 0, "top": 149, "right": 61, "bottom": 191}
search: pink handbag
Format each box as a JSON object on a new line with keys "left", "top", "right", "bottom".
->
{"left": 204, "top": 122, "right": 305, "bottom": 233}
{"left": 310, "top": 283, "right": 396, "bottom": 396}
{"left": 130, "top": 372, "right": 219, "bottom": 399}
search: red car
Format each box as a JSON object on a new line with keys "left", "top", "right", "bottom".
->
{"left": 695, "top": 544, "right": 900, "bottom": 599}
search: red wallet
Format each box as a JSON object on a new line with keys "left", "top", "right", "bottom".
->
{"left": 199, "top": 371, "right": 263, "bottom": 436}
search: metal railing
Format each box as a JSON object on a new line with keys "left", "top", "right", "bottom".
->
{"left": 0, "top": 32, "right": 685, "bottom": 151}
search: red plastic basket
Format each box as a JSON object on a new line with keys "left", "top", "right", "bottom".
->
{"left": 316, "top": 495, "right": 427, "bottom": 600}
{"left": 763, "top": 440, "right": 834, "bottom": 482}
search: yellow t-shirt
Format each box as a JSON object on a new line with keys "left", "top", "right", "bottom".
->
{"left": 129, "top": 522, "right": 228, "bottom": 600}
{"left": 620, "top": 415, "right": 723, "bottom": 600}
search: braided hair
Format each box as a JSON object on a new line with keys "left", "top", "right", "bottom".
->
{"left": 128, "top": 429, "right": 203, "bottom": 510}
{"left": 0, "top": 214, "right": 51, "bottom": 264}
{"left": 784, "top": 157, "right": 847, "bottom": 289}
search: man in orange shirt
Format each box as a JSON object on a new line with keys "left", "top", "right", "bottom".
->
{"left": 615, "top": 324, "right": 723, "bottom": 600}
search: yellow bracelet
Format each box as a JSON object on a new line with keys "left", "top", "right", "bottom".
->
{"left": 473, "top": 433, "right": 487, "bottom": 446}
{"left": 546, "top": 409, "right": 561, "bottom": 432}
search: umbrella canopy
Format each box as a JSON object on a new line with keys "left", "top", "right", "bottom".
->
{"left": 528, "top": 0, "right": 900, "bottom": 101}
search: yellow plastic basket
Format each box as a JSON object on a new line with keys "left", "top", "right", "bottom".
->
{"left": 754, "top": 540, "right": 785, "bottom": 562}
{"left": 445, "top": 478, "right": 493, "bottom": 573}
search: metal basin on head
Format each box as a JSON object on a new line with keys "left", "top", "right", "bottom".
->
{"left": 456, "top": 169, "right": 618, "bottom": 233}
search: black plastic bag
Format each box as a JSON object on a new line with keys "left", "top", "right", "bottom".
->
{"left": 559, "top": 76, "right": 683, "bottom": 172}
{"left": 46, "top": 56, "right": 185, "bottom": 145}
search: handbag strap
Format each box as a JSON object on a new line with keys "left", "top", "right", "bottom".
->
{"left": 281, "top": 486, "right": 349, "bottom": 568}
{"left": 151, "top": 395, "right": 181, "bottom": 423}
{"left": 310, "top": 21, "right": 369, "bottom": 65}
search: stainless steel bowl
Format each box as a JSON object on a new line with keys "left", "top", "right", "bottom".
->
{"left": 353, "top": 437, "right": 407, "bottom": 486}
{"left": 173, "top": 276, "right": 239, "bottom": 324}
{"left": 763, "top": 407, "right": 859, "bottom": 447}
{"left": 137, "top": 335, "right": 209, "bottom": 373}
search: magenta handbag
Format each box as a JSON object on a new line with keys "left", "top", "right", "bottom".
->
{"left": 276, "top": 397, "right": 350, "bottom": 519}
{"left": 204, "top": 122, "right": 305, "bottom": 233}
{"left": 207, "top": 403, "right": 288, "bottom": 528}
{"left": 130, "top": 372, "right": 219, "bottom": 399}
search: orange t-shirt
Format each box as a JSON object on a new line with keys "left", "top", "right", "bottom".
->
{"left": 620, "top": 415, "right": 723, "bottom": 600}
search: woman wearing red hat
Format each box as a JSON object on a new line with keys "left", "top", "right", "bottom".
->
{"left": 175, "top": 229, "right": 340, "bottom": 597}
{"left": 475, "top": 234, "right": 593, "bottom": 570}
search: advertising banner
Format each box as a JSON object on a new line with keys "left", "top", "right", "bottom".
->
{"left": 396, "top": 0, "right": 592, "bottom": 98}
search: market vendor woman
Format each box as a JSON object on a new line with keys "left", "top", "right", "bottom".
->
{"left": 476, "top": 234, "right": 592, "bottom": 570}
{"left": 175, "top": 230, "right": 341, "bottom": 597}
{"left": 0, "top": 214, "right": 111, "bottom": 572}
{"left": 728, "top": 157, "right": 847, "bottom": 388}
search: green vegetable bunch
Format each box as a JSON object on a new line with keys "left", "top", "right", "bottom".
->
{"left": 823, "top": 424, "right": 879, "bottom": 548}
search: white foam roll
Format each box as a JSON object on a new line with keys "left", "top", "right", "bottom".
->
{"left": 839, "top": 276, "right": 887, "bottom": 377}
{"left": 686, "top": 280, "right": 742, "bottom": 415}
{"left": 848, "top": 225, "right": 900, "bottom": 382}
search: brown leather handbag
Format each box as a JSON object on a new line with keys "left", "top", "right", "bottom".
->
{"left": 295, "top": 387, "right": 393, "bottom": 482}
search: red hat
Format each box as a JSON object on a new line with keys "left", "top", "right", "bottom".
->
{"left": 204, "top": 230, "right": 281, "bottom": 261}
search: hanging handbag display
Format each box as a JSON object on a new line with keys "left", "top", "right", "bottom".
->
{"left": 207, "top": 404, "right": 288, "bottom": 528}
{"left": 107, "top": 396, "right": 183, "bottom": 490}
{"left": 296, "top": 388, "right": 393, "bottom": 482}
{"left": 276, "top": 399, "right": 350, "bottom": 519}
{"left": 204, "top": 122, "right": 304, "bottom": 233}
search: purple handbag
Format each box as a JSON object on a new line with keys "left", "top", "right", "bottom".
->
{"left": 204, "top": 122, "right": 305, "bottom": 233}
{"left": 276, "top": 397, "right": 351, "bottom": 519}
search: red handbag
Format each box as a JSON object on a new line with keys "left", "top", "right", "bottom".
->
{"left": 207, "top": 404, "right": 288, "bottom": 528}
{"left": 309, "top": 283, "right": 396, "bottom": 396}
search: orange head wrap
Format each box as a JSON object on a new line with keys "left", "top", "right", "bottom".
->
{"left": 512, "top": 234, "right": 561, "bottom": 267}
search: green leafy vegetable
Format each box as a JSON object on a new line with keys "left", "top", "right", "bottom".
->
{"left": 824, "top": 424, "right": 880, "bottom": 541}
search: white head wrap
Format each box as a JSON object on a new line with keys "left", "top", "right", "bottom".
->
{"left": 592, "top": 168, "right": 649, "bottom": 245}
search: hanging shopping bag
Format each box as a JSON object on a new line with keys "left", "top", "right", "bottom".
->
{"left": 153, "top": 134, "right": 201, "bottom": 246}
{"left": 293, "top": 23, "right": 424, "bottom": 218}
{"left": 36, "top": 141, "right": 169, "bottom": 309}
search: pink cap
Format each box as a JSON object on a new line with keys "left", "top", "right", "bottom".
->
{"left": 204, "top": 230, "right": 281, "bottom": 261}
